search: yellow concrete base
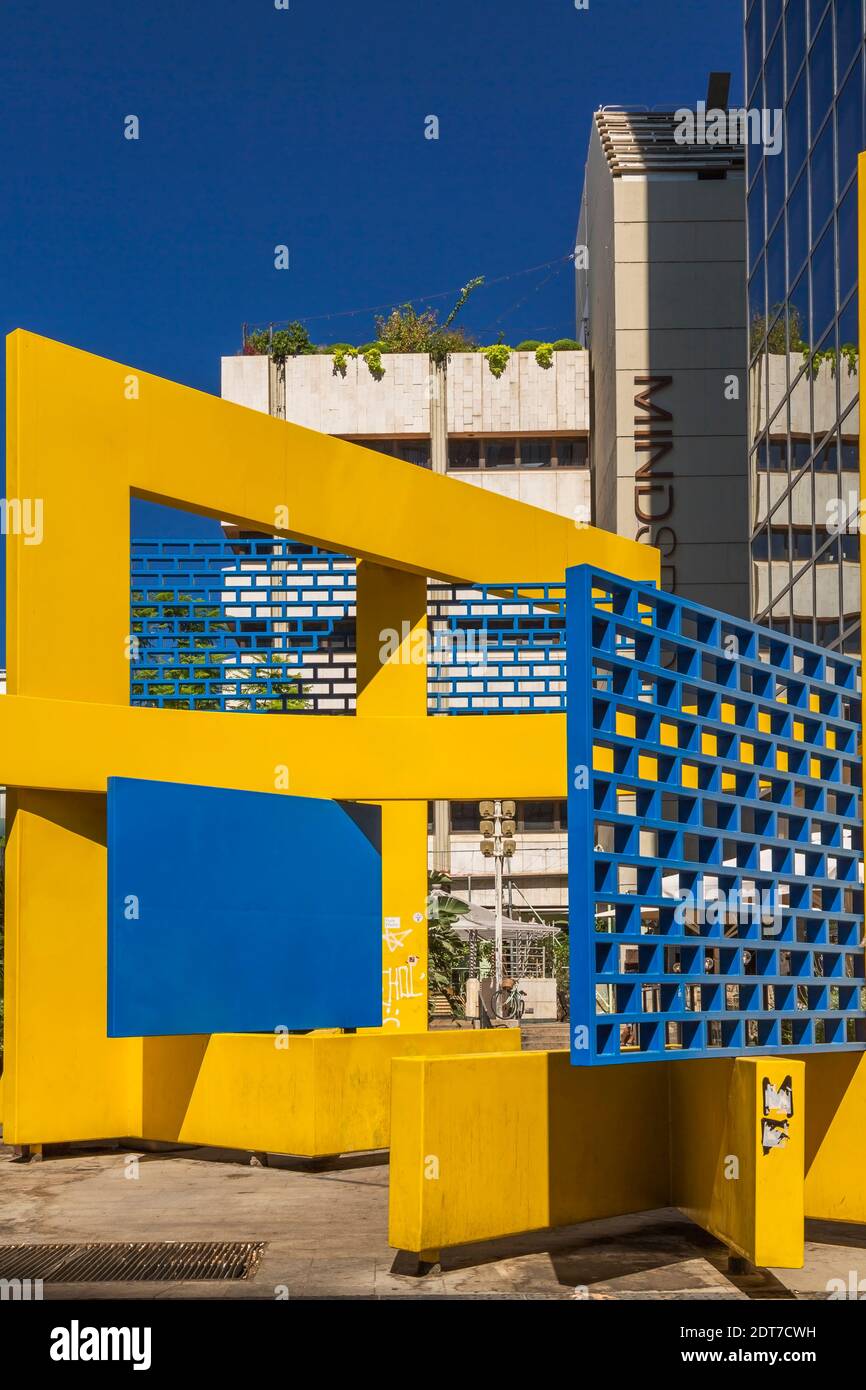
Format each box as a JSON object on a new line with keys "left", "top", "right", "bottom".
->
{"left": 802, "top": 1051, "right": 866, "bottom": 1224}
{"left": 389, "top": 1050, "right": 805, "bottom": 1268}
{"left": 8, "top": 1027, "right": 519, "bottom": 1158}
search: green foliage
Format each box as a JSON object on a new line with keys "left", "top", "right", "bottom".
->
{"left": 751, "top": 303, "right": 807, "bottom": 357}
{"left": 515, "top": 340, "right": 541, "bottom": 352}
{"left": 803, "top": 342, "right": 859, "bottom": 379}
{"left": 374, "top": 301, "right": 476, "bottom": 365}
{"left": 552, "top": 338, "right": 582, "bottom": 351}
{"left": 482, "top": 343, "right": 512, "bottom": 378}
{"left": 244, "top": 322, "right": 314, "bottom": 362}
{"left": 270, "top": 321, "right": 314, "bottom": 361}
{"left": 245, "top": 329, "right": 271, "bottom": 355}
{"left": 440, "top": 276, "right": 484, "bottom": 330}
{"left": 332, "top": 345, "right": 358, "bottom": 377}
{"left": 427, "top": 870, "right": 469, "bottom": 1017}
{"left": 376, "top": 304, "right": 439, "bottom": 353}
{"left": 363, "top": 345, "right": 385, "bottom": 380}
{"left": 535, "top": 343, "right": 554, "bottom": 369}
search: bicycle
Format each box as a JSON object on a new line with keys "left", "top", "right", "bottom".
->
{"left": 490, "top": 976, "right": 527, "bottom": 1022}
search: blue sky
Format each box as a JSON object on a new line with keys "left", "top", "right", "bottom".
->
{"left": 0, "top": 0, "right": 743, "bottom": 650}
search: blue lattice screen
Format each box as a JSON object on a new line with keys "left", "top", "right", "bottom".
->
{"left": 130, "top": 538, "right": 567, "bottom": 714}
{"left": 566, "top": 565, "right": 865, "bottom": 1065}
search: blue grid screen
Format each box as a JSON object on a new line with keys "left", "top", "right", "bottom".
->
{"left": 566, "top": 565, "right": 865, "bottom": 1066}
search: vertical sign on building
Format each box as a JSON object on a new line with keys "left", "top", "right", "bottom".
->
{"left": 633, "top": 374, "right": 676, "bottom": 592}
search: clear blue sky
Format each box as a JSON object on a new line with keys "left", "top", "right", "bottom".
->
{"left": 0, "top": 0, "right": 743, "bottom": 653}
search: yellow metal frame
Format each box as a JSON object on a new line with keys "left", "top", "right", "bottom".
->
{"left": 2, "top": 329, "right": 657, "bottom": 1146}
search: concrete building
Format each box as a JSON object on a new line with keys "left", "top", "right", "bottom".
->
{"left": 576, "top": 101, "right": 750, "bottom": 617}
{"left": 222, "top": 349, "right": 590, "bottom": 522}
{"left": 745, "top": 0, "right": 862, "bottom": 653}
{"left": 221, "top": 346, "right": 591, "bottom": 926}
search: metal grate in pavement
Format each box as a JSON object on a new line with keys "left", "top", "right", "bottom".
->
{"left": 0, "top": 1240, "right": 266, "bottom": 1282}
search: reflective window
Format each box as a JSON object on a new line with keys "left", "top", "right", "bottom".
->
{"left": 841, "top": 437, "right": 859, "bottom": 469}
{"left": 747, "top": 2, "right": 764, "bottom": 99}
{"left": 836, "top": 0, "right": 864, "bottom": 78}
{"left": 814, "top": 433, "right": 839, "bottom": 469}
{"left": 748, "top": 173, "right": 765, "bottom": 271}
{"left": 810, "top": 13, "right": 835, "bottom": 136}
{"left": 838, "top": 180, "right": 858, "bottom": 300}
{"left": 786, "top": 71, "right": 809, "bottom": 180}
{"left": 810, "top": 224, "right": 836, "bottom": 338}
{"left": 766, "top": 0, "right": 783, "bottom": 40}
{"left": 787, "top": 169, "right": 809, "bottom": 281}
{"left": 749, "top": 258, "right": 767, "bottom": 350}
{"left": 766, "top": 143, "right": 786, "bottom": 229}
{"left": 788, "top": 267, "right": 810, "bottom": 349}
{"left": 838, "top": 288, "right": 857, "bottom": 346}
{"left": 836, "top": 56, "right": 863, "bottom": 194}
{"left": 810, "top": 117, "right": 835, "bottom": 237}
{"left": 769, "top": 438, "right": 790, "bottom": 469}
{"left": 841, "top": 534, "right": 858, "bottom": 563}
{"left": 791, "top": 435, "right": 813, "bottom": 468}
{"left": 810, "top": 0, "right": 832, "bottom": 38}
{"left": 786, "top": 0, "right": 808, "bottom": 88}
{"left": 768, "top": 216, "right": 787, "bottom": 309}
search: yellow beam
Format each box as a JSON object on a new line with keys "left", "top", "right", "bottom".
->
{"left": 0, "top": 695, "right": 568, "bottom": 800}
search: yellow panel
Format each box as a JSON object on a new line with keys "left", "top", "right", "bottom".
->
{"left": 3, "top": 791, "right": 141, "bottom": 1144}
{"left": 389, "top": 1051, "right": 670, "bottom": 1254}
{"left": 681, "top": 762, "right": 699, "bottom": 789}
{"left": 140, "top": 1030, "right": 519, "bottom": 1158}
{"left": 616, "top": 710, "right": 636, "bottom": 739}
{"left": 659, "top": 721, "right": 678, "bottom": 748}
{"left": 669, "top": 1057, "right": 804, "bottom": 1268}
{"left": 593, "top": 743, "right": 614, "bottom": 774}
{"left": 758, "top": 711, "right": 771, "bottom": 733}
{"left": 638, "top": 754, "right": 658, "bottom": 781}
{"left": 740, "top": 741, "right": 754, "bottom": 765}
{"left": 803, "top": 1052, "right": 866, "bottom": 1223}
{"left": 701, "top": 732, "right": 717, "bottom": 756}
{"left": 721, "top": 701, "right": 736, "bottom": 724}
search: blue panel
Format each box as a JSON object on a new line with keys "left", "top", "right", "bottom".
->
{"left": 567, "top": 565, "right": 865, "bottom": 1065}
{"left": 107, "top": 778, "right": 382, "bottom": 1036}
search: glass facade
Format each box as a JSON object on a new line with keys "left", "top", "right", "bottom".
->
{"left": 746, "top": 0, "right": 864, "bottom": 653}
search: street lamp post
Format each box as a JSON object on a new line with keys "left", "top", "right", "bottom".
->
{"left": 480, "top": 798, "right": 517, "bottom": 995}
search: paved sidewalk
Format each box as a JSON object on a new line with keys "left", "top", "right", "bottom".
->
{"left": 0, "top": 1139, "right": 837, "bottom": 1300}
